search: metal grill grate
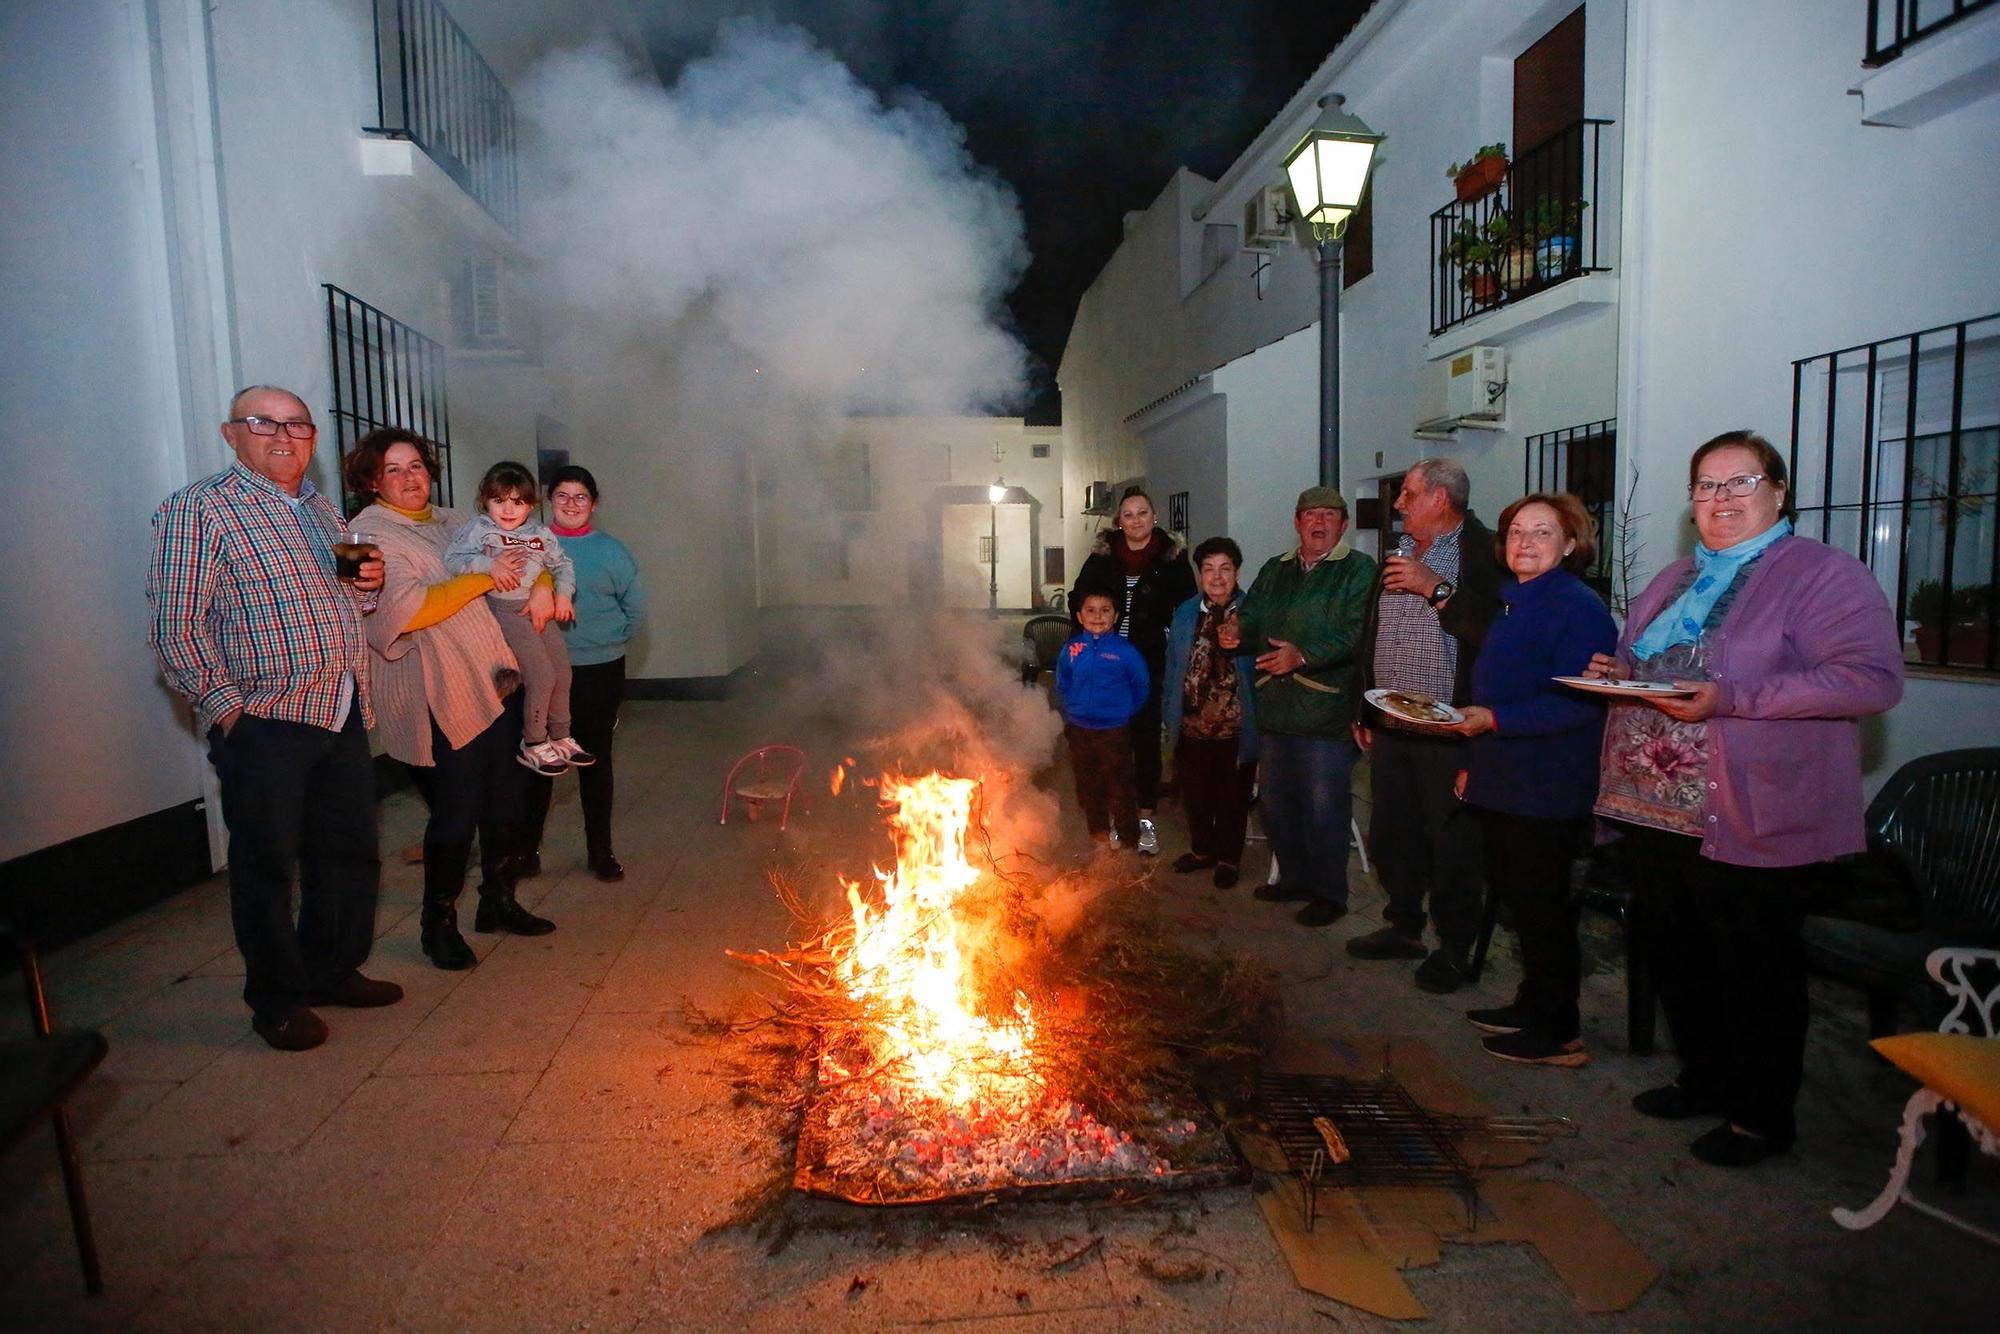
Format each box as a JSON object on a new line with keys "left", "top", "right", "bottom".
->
{"left": 1254, "top": 1070, "right": 1478, "bottom": 1230}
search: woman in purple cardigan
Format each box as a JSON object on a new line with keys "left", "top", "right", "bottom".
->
{"left": 1584, "top": 430, "right": 1903, "bottom": 1168}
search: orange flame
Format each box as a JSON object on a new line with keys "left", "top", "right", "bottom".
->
{"left": 830, "top": 765, "right": 846, "bottom": 796}
{"left": 833, "top": 772, "right": 1035, "bottom": 1109}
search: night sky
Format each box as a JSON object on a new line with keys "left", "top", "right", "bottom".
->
{"left": 639, "top": 2, "right": 1370, "bottom": 422}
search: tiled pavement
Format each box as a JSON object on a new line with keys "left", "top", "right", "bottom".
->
{"left": 6, "top": 634, "right": 1996, "bottom": 1330}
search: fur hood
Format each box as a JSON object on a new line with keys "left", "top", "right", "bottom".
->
{"left": 1088, "top": 527, "right": 1186, "bottom": 563}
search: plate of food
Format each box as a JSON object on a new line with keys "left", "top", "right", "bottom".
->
{"left": 1551, "top": 675, "right": 1699, "bottom": 699}
{"left": 1364, "top": 688, "right": 1464, "bottom": 727}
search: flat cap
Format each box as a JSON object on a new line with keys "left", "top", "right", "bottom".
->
{"left": 1295, "top": 485, "right": 1348, "bottom": 513}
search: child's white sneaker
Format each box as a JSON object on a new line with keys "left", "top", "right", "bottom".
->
{"left": 551, "top": 736, "right": 597, "bottom": 767}
{"left": 1136, "top": 818, "right": 1159, "bottom": 855}
{"left": 517, "top": 740, "right": 568, "bottom": 775}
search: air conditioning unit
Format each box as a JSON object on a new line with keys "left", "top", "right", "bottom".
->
{"left": 452, "top": 258, "right": 510, "bottom": 347}
{"left": 1242, "top": 185, "right": 1293, "bottom": 253}
{"left": 1083, "top": 481, "right": 1116, "bottom": 515}
{"left": 1415, "top": 345, "right": 1507, "bottom": 434}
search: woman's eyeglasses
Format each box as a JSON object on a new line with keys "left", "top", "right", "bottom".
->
{"left": 1689, "top": 474, "right": 1765, "bottom": 501}
{"left": 228, "top": 415, "right": 318, "bottom": 440}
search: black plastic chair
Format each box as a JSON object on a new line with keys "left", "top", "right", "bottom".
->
{"left": 1020, "top": 614, "right": 1073, "bottom": 686}
{"left": 1804, "top": 748, "right": 2000, "bottom": 1036}
{"left": 1, "top": 926, "right": 108, "bottom": 1294}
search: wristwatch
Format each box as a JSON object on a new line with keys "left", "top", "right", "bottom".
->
{"left": 1427, "top": 579, "right": 1455, "bottom": 607}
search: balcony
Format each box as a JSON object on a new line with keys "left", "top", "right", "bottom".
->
{"left": 1866, "top": 0, "right": 1998, "bottom": 64}
{"left": 364, "top": 0, "right": 518, "bottom": 230}
{"left": 1429, "top": 120, "right": 1612, "bottom": 338}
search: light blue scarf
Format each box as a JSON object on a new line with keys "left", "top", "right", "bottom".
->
{"left": 1631, "top": 520, "right": 1792, "bottom": 659}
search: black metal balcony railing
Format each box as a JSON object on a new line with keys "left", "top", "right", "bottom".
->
{"left": 324, "top": 284, "right": 454, "bottom": 509}
{"left": 1430, "top": 120, "right": 1612, "bottom": 337}
{"left": 1866, "top": 0, "right": 1997, "bottom": 65}
{"left": 366, "top": 0, "right": 518, "bottom": 230}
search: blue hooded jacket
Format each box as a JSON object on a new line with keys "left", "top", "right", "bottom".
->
{"left": 1055, "top": 630, "right": 1151, "bottom": 729}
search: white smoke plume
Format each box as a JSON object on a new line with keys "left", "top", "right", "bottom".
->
{"left": 518, "top": 20, "right": 1029, "bottom": 418}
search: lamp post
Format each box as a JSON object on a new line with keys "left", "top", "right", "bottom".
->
{"left": 1281, "top": 95, "right": 1383, "bottom": 492}
{"left": 988, "top": 478, "right": 1006, "bottom": 615}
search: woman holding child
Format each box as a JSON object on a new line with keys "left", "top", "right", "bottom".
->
{"left": 1163, "top": 538, "right": 1260, "bottom": 889}
{"left": 1069, "top": 486, "right": 1196, "bottom": 856}
{"left": 345, "top": 431, "right": 558, "bottom": 971}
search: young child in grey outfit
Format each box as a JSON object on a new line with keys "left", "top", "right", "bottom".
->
{"left": 445, "top": 461, "right": 597, "bottom": 776}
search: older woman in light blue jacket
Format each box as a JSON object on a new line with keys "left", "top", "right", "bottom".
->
{"left": 1163, "top": 537, "right": 1261, "bottom": 889}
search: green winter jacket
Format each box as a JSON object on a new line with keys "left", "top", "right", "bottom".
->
{"left": 1236, "top": 540, "right": 1378, "bottom": 738}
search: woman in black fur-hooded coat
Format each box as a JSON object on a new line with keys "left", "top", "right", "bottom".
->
{"left": 1069, "top": 486, "right": 1196, "bottom": 852}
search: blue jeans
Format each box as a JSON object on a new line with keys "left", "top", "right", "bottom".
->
{"left": 1260, "top": 733, "right": 1360, "bottom": 907}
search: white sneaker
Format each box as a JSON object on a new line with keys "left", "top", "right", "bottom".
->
{"left": 551, "top": 736, "right": 597, "bottom": 767}
{"left": 517, "top": 740, "right": 568, "bottom": 775}
{"left": 1137, "top": 818, "right": 1159, "bottom": 856}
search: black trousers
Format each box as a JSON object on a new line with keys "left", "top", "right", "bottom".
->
{"left": 1176, "top": 735, "right": 1256, "bottom": 865}
{"left": 407, "top": 691, "right": 529, "bottom": 890}
{"left": 1132, "top": 666, "right": 1165, "bottom": 810}
{"left": 208, "top": 708, "right": 380, "bottom": 1017}
{"left": 1622, "top": 825, "right": 1815, "bottom": 1143}
{"left": 1066, "top": 722, "right": 1139, "bottom": 843}
{"left": 1482, "top": 811, "right": 1585, "bottom": 1041}
{"left": 1368, "top": 728, "right": 1484, "bottom": 954}
{"left": 527, "top": 655, "right": 624, "bottom": 861}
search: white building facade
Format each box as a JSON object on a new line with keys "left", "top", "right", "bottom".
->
{"left": 0, "top": 3, "right": 761, "bottom": 925}
{"left": 1058, "top": 0, "right": 2000, "bottom": 786}
{"left": 761, "top": 417, "right": 1065, "bottom": 612}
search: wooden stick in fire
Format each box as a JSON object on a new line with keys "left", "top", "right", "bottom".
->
{"left": 1311, "top": 1115, "right": 1351, "bottom": 1165}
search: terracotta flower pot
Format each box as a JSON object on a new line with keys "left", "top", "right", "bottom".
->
{"left": 1454, "top": 155, "right": 1508, "bottom": 202}
{"left": 1463, "top": 271, "right": 1500, "bottom": 304}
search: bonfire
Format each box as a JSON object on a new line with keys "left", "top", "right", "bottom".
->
{"left": 727, "top": 766, "right": 1263, "bottom": 1205}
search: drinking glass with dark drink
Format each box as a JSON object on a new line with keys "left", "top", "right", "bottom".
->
{"left": 335, "top": 530, "right": 383, "bottom": 611}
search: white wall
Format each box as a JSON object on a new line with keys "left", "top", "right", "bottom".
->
{"left": 1137, "top": 391, "right": 1228, "bottom": 553}
{"left": 0, "top": 1, "right": 214, "bottom": 861}
{"left": 1617, "top": 0, "right": 2000, "bottom": 777}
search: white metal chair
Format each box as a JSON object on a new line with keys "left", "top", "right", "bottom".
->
{"left": 1833, "top": 947, "right": 2000, "bottom": 1245}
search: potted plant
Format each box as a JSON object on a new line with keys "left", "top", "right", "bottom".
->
{"left": 1503, "top": 197, "right": 1588, "bottom": 292}
{"left": 1446, "top": 143, "right": 1508, "bottom": 202}
{"left": 1441, "top": 213, "right": 1509, "bottom": 304}
{"left": 1910, "top": 579, "right": 1995, "bottom": 666}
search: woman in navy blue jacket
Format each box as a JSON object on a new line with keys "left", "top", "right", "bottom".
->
{"left": 1447, "top": 493, "right": 1617, "bottom": 1068}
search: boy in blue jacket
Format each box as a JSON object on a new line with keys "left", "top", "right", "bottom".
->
{"left": 1055, "top": 587, "right": 1151, "bottom": 848}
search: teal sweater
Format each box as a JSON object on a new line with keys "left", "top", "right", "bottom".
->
{"left": 557, "top": 529, "right": 646, "bottom": 666}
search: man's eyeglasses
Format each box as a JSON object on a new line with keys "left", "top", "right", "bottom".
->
{"left": 228, "top": 415, "right": 318, "bottom": 440}
{"left": 1689, "top": 473, "right": 1765, "bottom": 501}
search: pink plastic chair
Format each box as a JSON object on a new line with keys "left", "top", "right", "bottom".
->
{"left": 719, "top": 745, "right": 806, "bottom": 830}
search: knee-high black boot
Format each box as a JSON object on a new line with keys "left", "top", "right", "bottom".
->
{"left": 420, "top": 841, "right": 478, "bottom": 970}
{"left": 474, "top": 824, "right": 556, "bottom": 936}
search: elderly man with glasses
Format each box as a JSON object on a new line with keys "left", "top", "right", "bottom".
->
{"left": 147, "top": 385, "right": 402, "bottom": 1051}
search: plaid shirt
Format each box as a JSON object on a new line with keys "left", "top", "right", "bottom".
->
{"left": 148, "top": 463, "right": 373, "bottom": 735}
{"left": 1372, "top": 523, "right": 1463, "bottom": 711}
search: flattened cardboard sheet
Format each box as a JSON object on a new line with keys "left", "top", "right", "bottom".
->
{"left": 1244, "top": 1033, "right": 1657, "bottom": 1319}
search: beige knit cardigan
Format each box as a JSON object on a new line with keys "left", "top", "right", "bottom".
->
{"left": 351, "top": 503, "right": 518, "bottom": 766}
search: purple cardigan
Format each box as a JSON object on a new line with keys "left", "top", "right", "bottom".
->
{"left": 1614, "top": 535, "right": 1903, "bottom": 867}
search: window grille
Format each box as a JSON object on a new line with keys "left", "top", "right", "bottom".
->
{"left": 1866, "top": 0, "right": 1996, "bottom": 65}
{"left": 1791, "top": 313, "right": 1999, "bottom": 673}
{"left": 365, "top": 0, "right": 518, "bottom": 229}
{"left": 978, "top": 535, "right": 995, "bottom": 564}
{"left": 1032, "top": 442, "right": 1051, "bottom": 459}
{"left": 1523, "top": 418, "right": 1617, "bottom": 592}
{"left": 324, "top": 283, "right": 453, "bottom": 508}
{"left": 835, "top": 440, "right": 874, "bottom": 511}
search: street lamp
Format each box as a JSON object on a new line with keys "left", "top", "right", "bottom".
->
{"left": 988, "top": 478, "right": 1006, "bottom": 615}
{"left": 1280, "top": 95, "right": 1382, "bottom": 492}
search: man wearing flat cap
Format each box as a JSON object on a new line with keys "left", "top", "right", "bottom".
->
{"left": 1219, "top": 486, "right": 1376, "bottom": 927}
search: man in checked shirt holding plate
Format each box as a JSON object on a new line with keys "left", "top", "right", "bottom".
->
{"left": 1348, "top": 459, "right": 1502, "bottom": 995}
